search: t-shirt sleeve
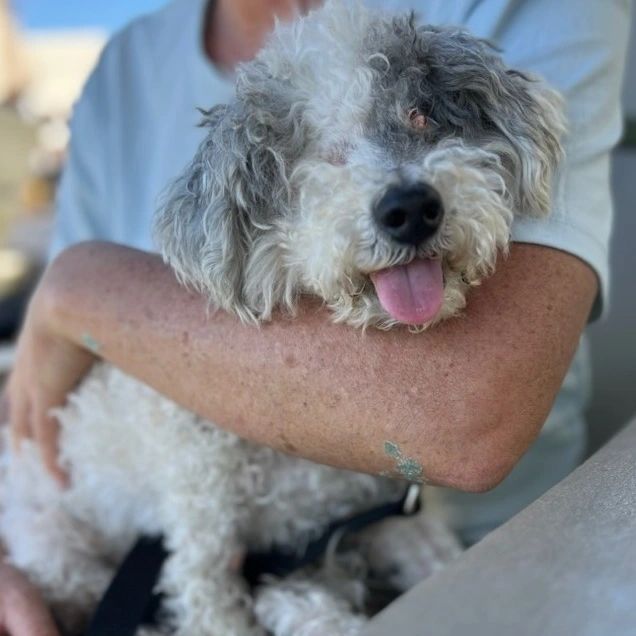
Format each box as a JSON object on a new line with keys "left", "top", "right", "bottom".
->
{"left": 501, "top": 0, "right": 632, "bottom": 320}
{"left": 48, "top": 43, "right": 114, "bottom": 259}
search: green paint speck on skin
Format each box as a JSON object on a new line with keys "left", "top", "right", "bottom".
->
{"left": 82, "top": 333, "right": 101, "bottom": 354}
{"left": 383, "top": 441, "right": 401, "bottom": 459}
{"left": 383, "top": 440, "right": 424, "bottom": 482}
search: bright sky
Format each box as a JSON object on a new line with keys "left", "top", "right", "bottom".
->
{"left": 13, "top": 0, "right": 168, "bottom": 32}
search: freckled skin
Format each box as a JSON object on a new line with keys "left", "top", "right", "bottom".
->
{"left": 43, "top": 241, "right": 596, "bottom": 491}
{"left": 283, "top": 353, "right": 297, "bottom": 368}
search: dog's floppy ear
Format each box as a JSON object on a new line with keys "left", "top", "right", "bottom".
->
{"left": 486, "top": 70, "right": 567, "bottom": 217}
{"left": 154, "top": 69, "right": 306, "bottom": 323}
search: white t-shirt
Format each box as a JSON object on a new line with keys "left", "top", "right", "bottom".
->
{"left": 50, "top": 0, "right": 631, "bottom": 542}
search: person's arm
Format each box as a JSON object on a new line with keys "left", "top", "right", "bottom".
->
{"left": 9, "top": 240, "right": 596, "bottom": 491}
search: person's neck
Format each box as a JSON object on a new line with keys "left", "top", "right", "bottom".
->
{"left": 204, "top": 1, "right": 296, "bottom": 73}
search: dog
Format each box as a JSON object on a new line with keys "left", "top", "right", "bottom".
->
{"left": 0, "top": 2, "right": 565, "bottom": 635}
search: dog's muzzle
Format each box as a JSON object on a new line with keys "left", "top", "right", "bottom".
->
{"left": 369, "top": 182, "right": 446, "bottom": 325}
{"left": 373, "top": 183, "right": 444, "bottom": 247}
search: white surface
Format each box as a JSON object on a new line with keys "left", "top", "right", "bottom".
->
{"left": 365, "top": 418, "right": 636, "bottom": 636}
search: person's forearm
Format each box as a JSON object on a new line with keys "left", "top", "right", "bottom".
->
{"left": 43, "top": 241, "right": 595, "bottom": 491}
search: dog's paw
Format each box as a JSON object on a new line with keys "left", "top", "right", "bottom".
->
{"left": 254, "top": 580, "right": 365, "bottom": 636}
{"left": 354, "top": 512, "right": 463, "bottom": 591}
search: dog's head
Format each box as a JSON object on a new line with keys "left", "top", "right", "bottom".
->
{"left": 155, "top": 1, "right": 566, "bottom": 329}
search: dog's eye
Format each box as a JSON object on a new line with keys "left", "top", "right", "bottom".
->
{"left": 407, "top": 108, "right": 428, "bottom": 131}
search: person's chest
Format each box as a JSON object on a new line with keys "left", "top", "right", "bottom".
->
{"left": 103, "top": 60, "right": 234, "bottom": 252}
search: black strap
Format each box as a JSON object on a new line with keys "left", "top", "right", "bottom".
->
{"left": 84, "top": 486, "right": 420, "bottom": 634}
{"left": 84, "top": 536, "right": 167, "bottom": 636}
{"left": 242, "top": 485, "right": 421, "bottom": 587}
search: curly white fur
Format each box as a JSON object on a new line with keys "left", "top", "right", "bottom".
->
{"left": 0, "top": 2, "right": 565, "bottom": 635}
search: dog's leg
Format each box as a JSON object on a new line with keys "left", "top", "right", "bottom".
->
{"left": 254, "top": 578, "right": 366, "bottom": 636}
{"left": 152, "top": 437, "right": 263, "bottom": 636}
{"left": 158, "top": 514, "right": 262, "bottom": 636}
{"left": 159, "top": 541, "right": 260, "bottom": 636}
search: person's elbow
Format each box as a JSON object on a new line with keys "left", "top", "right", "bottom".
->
{"left": 443, "top": 444, "right": 523, "bottom": 494}
{"left": 406, "top": 385, "right": 550, "bottom": 494}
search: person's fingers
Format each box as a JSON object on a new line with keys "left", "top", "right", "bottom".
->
{"left": 33, "top": 401, "right": 67, "bottom": 488}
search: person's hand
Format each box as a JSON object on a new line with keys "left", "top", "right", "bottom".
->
{"left": 7, "top": 271, "right": 97, "bottom": 486}
{"left": 0, "top": 560, "right": 60, "bottom": 636}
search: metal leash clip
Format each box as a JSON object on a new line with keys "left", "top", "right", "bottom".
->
{"left": 402, "top": 483, "right": 422, "bottom": 515}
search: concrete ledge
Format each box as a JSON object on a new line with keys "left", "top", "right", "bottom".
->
{"left": 364, "top": 419, "right": 636, "bottom": 636}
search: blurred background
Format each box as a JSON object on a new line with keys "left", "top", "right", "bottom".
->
{"left": 0, "top": 0, "right": 165, "bottom": 366}
{"left": 0, "top": 0, "right": 634, "bottom": 453}
{"left": 586, "top": 16, "right": 636, "bottom": 453}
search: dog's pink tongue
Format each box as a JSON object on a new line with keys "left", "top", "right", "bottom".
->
{"left": 371, "top": 258, "right": 444, "bottom": 325}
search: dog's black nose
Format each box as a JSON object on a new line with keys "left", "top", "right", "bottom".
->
{"left": 373, "top": 184, "right": 444, "bottom": 246}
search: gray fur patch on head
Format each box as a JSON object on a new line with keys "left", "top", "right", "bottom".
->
{"left": 363, "top": 15, "right": 566, "bottom": 215}
{"left": 154, "top": 0, "right": 566, "bottom": 329}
